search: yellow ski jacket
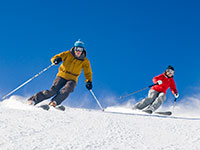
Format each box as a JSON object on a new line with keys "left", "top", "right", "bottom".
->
{"left": 51, "top": 48, "right": 92, "bottom": 83}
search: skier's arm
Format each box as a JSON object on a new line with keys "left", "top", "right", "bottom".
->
{"left": 51, "top": 51, "right": 68, "bottom": 64}
{"left": 170, "top": 79, "right": 178, "bottom": 95}
{"left": 152, "top": 74, "right": 163, "bottom": 84}
{"left": 82, "top": 59, "right": 92, "bottom": 83}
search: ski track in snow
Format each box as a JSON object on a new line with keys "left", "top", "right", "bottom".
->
{"left": 0, "top": 96, "right": 200, "bottom": 150}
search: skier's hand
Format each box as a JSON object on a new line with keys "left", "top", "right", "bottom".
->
{"left": 157, "top": 80, "right": 163, "bottom": 85}
{"left": 86, "top": 81, "right": 92, "bottom": 90}
{"left": 53, "top": 57, "right": 62, "bottom": 65}
{"left": 174, "top": 93, "right": 179, "bottom": 98}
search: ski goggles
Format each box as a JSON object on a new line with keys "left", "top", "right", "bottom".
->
{"left": 166, "top": 69, "right": 175, "bottom": 75}
{"left": 74, "top": 47, "right": 84, "bottom": 52}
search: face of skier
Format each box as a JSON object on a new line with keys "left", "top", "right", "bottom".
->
{"left": 74, "top": 47, "right": 83, "bottom": 57}
{"left": 166, "top": 69, "right": 174, "bottom": 77}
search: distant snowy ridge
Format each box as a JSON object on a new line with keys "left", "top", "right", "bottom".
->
{"left": 0, "top": 96, "right": 200, "bottom": 150}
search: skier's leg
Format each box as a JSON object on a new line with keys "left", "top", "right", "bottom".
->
{"left": 27, "top": 76, "right": 67, "bottom": 105}
{"left": 133, "top": 90, "right": 159, "bottom": 110}
{"left": 146, "top": 92, "right": 166, "bottom": 112}
{"left": 51, "top": 80, "right": 76, "bottom": 105}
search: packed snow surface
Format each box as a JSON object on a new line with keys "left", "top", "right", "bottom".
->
{"left": 0, "top": 95, "right": 200, "bottom": 150}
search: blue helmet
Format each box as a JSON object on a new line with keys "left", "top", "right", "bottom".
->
{"left": 74, "top": 39, "right": 85, "bottom": 48}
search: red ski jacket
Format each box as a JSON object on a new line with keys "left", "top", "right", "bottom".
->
{"left": 151, "top": 73, "right": 178, "bottom": 95}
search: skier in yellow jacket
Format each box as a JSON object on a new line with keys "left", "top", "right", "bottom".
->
{"left": 27, "top": 40, "right": 93, "bottom": 106}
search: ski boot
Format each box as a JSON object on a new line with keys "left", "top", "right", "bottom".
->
{"left": 143, "top": 109, "right": 153, "bottom": 114}
{"left": 49, "top": 101, "right": 57, "bottom": 107}
{"left": 27, "top": 100, "right": 35, "bottom": 105}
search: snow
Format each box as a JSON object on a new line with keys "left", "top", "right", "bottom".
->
{"left": 0, "top": 95, "right": 200, "bottom": 150}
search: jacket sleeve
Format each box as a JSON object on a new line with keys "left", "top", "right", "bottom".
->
{"left": 170, "top": 78, "right": 178, "bottom": 95}
{"left": 152, "top": 74, "right": 163, "bottom": 84}
{"left": 51, "top": 51, "right": 69, "bottom": 64}
{"left": 82, "top": 59, "right": 92, "bottom": 83}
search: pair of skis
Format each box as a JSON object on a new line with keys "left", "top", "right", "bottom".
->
{"left": 141, "top": 109, "right": 172, "bottom": 116}
{"left": 39, "top": 104, "right": 65, "bottom": 111}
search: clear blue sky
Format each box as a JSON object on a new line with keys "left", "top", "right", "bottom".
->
{"left": 0, "top": 0, "right": 200, "bottom": 108}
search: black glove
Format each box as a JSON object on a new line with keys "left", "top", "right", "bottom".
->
{"left": 54, "top": 57, "right": 62, "bottom": 65}
{"left": 86, "top": 81, "right": 92, "bottom": 90}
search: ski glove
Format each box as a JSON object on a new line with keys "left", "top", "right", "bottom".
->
{"left": 157, "top": 80, "right": 163, "bottom": 85}
{"left": 174, "top": 93, "right": 179, "bottom": 98}
{"left": 54, "top": 57, "right": 62, "bottom": 65}
{"left": 86, "top": 81, "right": 92, "bottom": 90}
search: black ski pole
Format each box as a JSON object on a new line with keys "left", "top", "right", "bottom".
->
{"left": 120, "top": 83, "right": 157, "bottom": 99}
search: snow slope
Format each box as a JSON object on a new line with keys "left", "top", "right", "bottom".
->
{"left": 0, "top": 96, "right": 200, "bottom": 150}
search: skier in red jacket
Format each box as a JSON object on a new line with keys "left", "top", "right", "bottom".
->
{"left": 133, "top": 65, "right": 179, "bottom": 114}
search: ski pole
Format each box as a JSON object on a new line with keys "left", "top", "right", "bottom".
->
{"left": 89, "top": 89, "right": 104, "bottom": 111}
{"left": 120, "top": 83, "right": 157, "bottom": 99}
{"left": 2, "top": 63, "right": 54, "bottom": 100}
{"left": 172, "top": 98, "right": 177, "bottom": 113}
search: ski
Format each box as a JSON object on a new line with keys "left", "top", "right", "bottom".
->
{"left": 154, "top": 111, "right": 172, "bottom": 116}
{"left": 54, "top": 105, "right": 65, "bottom": 111}
{"left": 39, "top": 104, "right": 50, "bottom": 111}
